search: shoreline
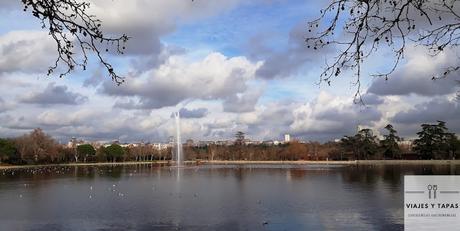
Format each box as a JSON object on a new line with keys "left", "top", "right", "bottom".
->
{"left": 0, "top": 161, "right": 170, "bottom": 170}
{"left": 2, "top": 159, "right": 460, "bottom": 170}
{"left": 201, "top": 160, "right": 460, "bottom": 165}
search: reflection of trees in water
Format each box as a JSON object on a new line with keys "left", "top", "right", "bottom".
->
{"left": 0, "top": 166, "right": 101, "bottom": 193}
{"left": 340, "top": 165, "right": 379, "bottom": 190}
{"left": 0, "top": 166, "right": 97, "bottom": 181}
{"left": 233, "top": 167, "right": 245, "bottom": 182}
{"left": 289, "top": 169, "right": 307, "bottom": 179}
{"left": 381, "top": 165, "right": 402, "bottom": 192}
{"left": 72, "top": 166, "right": 97, "bottom": 179}
{"left": 101, "top": 166, "right": 123, "bottom": 179}
{"left": 222, "top": 166, "right": 310, "bottom": 182}
{"left": 338, "top": 165, "right": 403, "bottom": 230}
{"left": 340, "top": 165, "right": 460, "bottom": 191}
{"left": 404, "top": 164, "right": 460, "bottom": 175}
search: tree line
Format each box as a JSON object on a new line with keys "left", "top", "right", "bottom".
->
{"left": 0, "top": 121, "right": 459, "bottom": 165}
{"left": 0, "top": 128, "right": 170, "bottom": 165}
{"left": 338, "top": 122, "right": 460, "bottom": 160}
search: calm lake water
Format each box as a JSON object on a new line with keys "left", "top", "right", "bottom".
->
{"left": 0, "top": 164, "right": 459, "bottom": 231}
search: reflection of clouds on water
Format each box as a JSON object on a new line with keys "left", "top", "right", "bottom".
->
{"left": 320, "top": 211, "right": 375, "bottom": 230}
{"left": 0, "top": 164, "right": 458, "bottom": 230}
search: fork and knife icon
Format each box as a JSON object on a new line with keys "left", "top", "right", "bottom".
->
{"left": 427, "top": 184, "right": 438, "bottom": 199}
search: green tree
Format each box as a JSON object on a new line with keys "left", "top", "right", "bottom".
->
{"left": 0, "top": 138, "right": 18, "bottom": 164}
{"left": 413, "top": 121, "right": 452, "bottom": 159}
{"left": 340, "top": 135, "right": 360, "bottom": 160}
{"left": 57, "top": 146, "right": 76, "bottom": 163}
{"left": 96, "top": 146, "right": 108, "bottom": 162}
{"left": 105, "top": 144, "right": 124, "bottom": 162}
{"left": 341, "top": 128, "right": 378, "bottom": 160}
{"left": 358, "top": 129, "right": 379, "bottom": 160}
{"left": 235, "top": 131, "right": 245, "bottom": 145}
{"left": 414, "top": 124, "right": 437, "bottom": 159}
{"left": 447, "top": 134, "right": 460, "bottom": 160}
{"left": 76, "top": 144, "right": 96, "bottom": 162}
{"left": 381, "top": 124, "right": 401, "bottom": 159}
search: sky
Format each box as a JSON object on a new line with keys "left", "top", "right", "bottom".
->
{"left": 0, "top": 0, "right": 459, "bottom": 144}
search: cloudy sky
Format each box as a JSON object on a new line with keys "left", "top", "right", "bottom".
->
{"left": 0, "top": 0, "right": 459, "bottom": 143}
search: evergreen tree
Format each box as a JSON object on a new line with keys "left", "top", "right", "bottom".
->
{"left": 358, "top": 129, "right": 379, "bottom": 160}
{"left": 381, "top": 124, "right": 401, "bottom": 159}
{"left": 0, "top": 138, "right": 18, "bottom": 164}
{"left": 76, "top": 144, "right": 96, "bottom": 162}
{"left": 235, "top": 131, "right": 245, "bottom": 145}
{"left": 105, "top": 144, "right": 124, "bottom": 162}
{"left": 414, "top": 121, "right": 452, "bottom": 159}
{"left": 446, "top": 134, "right": 460, "bottom": 160}
{"left": 341, "top": 129, "right": 378, "bottom": 160}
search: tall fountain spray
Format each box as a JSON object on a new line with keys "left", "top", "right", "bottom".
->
{"left": 173, "top": 111, "right": 183, "bottom": 166}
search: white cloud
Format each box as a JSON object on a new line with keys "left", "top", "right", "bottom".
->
{"left": 0, "top": 97, "right": 8, "bottom": 113}
{"left": 368, "top": 46, "right": 460, "bottom": 96}
{"left": 1, "top": 1, "right": 459, "bottom": 144}
{"left": 290, "top": 92, "right": 382, "bottom": 140}
{"left": 223, "top": 88, "right": 263, "bottom": 113}
{"left": 0, "top": 31, "right": 55, "bottom": 74}
{"left": 87, "top": 0, "right": 244, "bottom": 61}
{"left": 105, "top": 52, "right": 263, "bottom": 109}
{"left": 20, "top": 83, "right": 88, "bottom": 105}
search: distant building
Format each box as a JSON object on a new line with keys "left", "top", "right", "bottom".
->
{"left": 397, "top": 140, "right": 413, "bottom": 145}
{"left": 67, "top": 137, "right": 77, "bottom": 148}
{"left": 244, "top": 140, "right": 261, "bottom": 145}
{"left": 262, "top": 140, "right": 281, "bottom": 145}
{"left": 196, "top": 140, "right": 215, "bottom": 147}
{"left": 215, "top": 140, "right": 234, "bottom": 146}
{"left": 262, "top": 140, "right": 275, "bottom": 145}
{"left": 186, "top": 139, "right": 194, "bottom": 147}
{"left": 284, "top": 134, "right": 291, "bottom": 143}
{"left": 357, "top": 125, "right": 363, "bottom": 133}
{"left": 153, "top": 143, "right": 169, "bottom": 150}
{"left": 398, "top": 139, "right": 414, "bottom": 152}
{"left": 67, "top": 137, "right": 84, "bottom": 148}
{"left": 90, "top": 142, "right": 103, "bottom": 148}
{"left": 168, "top": 136, "right": 175, "bottom": 145}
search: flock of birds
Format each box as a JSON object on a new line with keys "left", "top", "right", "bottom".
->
{"left": 0, "top": 164, "right": 277, "bottom": 227}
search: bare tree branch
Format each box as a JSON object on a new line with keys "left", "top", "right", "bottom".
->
{"left": 22, "top": 0, "right": 129, "bottom": 85}
{"left": 306, "top": 0, "right": 460, "bottom": 99}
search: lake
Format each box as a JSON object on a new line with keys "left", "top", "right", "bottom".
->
{"left": 0, "top": 163, "right": 459, "bottom": 230}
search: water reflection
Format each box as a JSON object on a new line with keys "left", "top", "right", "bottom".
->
{"left": 0, "top": 164, "right": 459, "bottom": 230}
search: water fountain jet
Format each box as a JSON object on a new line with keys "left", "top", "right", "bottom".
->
{"left": 173, "top": 111, "right": 183, "bottom": 167}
